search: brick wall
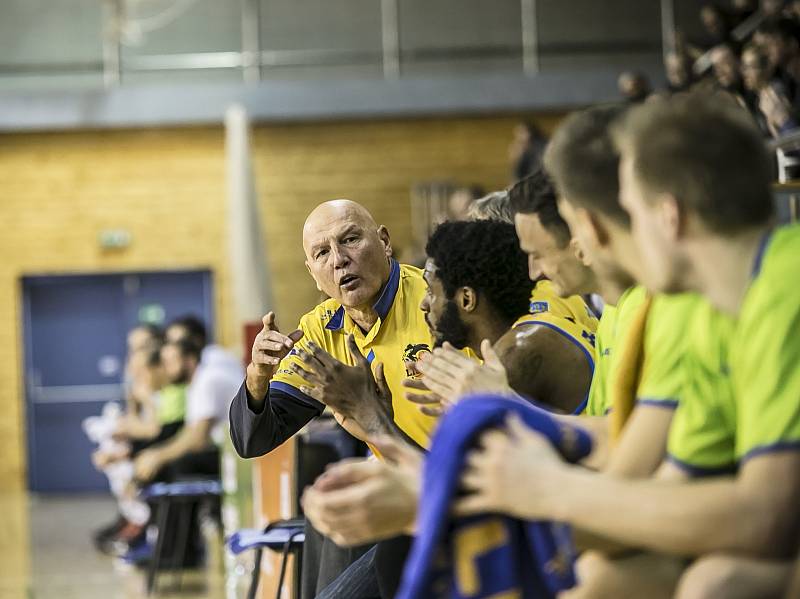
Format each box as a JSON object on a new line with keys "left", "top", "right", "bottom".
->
{"left": 0, "top": 112, "right": 562, "bottom": 490}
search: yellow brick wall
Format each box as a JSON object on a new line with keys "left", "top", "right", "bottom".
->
{"left": 0, "top": 113, "right": 562, "bottom": 491}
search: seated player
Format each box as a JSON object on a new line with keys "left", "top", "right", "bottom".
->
{"left": 453, "top": 95, "right": 800, "bottom": 598}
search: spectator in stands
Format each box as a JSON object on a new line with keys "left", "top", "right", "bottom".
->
{"left": 447, "top": 185, "right": 485, "bottom": 221}
{"left": 755, "top": 20, "right": 800, "bottom": 98}
{"left": 731, "top": 0, "right": 759, "bottom": 27}
{"left": 618, "top": 71, "right": 652, "bottom": 103}
{"left": 741, "top": 43, "right": 799, "bottom": 136}
{"left": 509, "top": 121, "right": 548, "bottom": 181}
{"left": 665, "top": 51, "right": 695, "bottom": 93}
{"left": 762, "top": 0, "right": 789, "bottom": 23}
{"left": 710, "top": 43, "right": 747, "bottom": 96}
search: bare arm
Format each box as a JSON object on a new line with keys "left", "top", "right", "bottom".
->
{"left": 494, "top": 323, "right": 592, "bottom": 414}
{"left": 458, "top": 421, "right": 800, "bottom": 559}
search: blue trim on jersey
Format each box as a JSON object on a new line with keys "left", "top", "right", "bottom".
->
{"left": 665, "top": 454, "right": 738, "bottom": 477}
{"left": 373, "top": 258, "right": 401, "bottom": 320}
{"left": 270, "top": 381, "right": 325, "bottom": 410}
{"left": 325, "top": 307, "right": 346, "bottom": 331}
{"left": 740, "top": 440, "right": 800, "bottom": 463}
{"left": 513, "top": 319, "right": 595, "bottom": 375}
{"left": 572, "top": 395, "right": 589, "bottom": 415}
{"left": 324, "top": 258, "right": 400, "bottom": 331}
{"left": 366, "top": 349, "right": 375, "bottom": 364}
{"left": 751, "top": 229, "right": 774, "bottom": 279}
{"left": 636, "top": 398, "right": 679, "bottom": 409}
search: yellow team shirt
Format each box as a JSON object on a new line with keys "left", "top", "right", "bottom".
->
{"left": 584, "top": 285, "right": 648, "bottom": 416}
{"left": 512, "top": 279, "right": 599, "bottom": 413}
{"left": 270, "top": 260, "right": 438, "bottom": 448}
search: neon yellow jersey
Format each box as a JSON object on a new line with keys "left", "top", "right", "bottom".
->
{"left": 733, "top": 224, "right": 800, "bottom": 462}
{"left": 584, "top": 285, "right": 647, "bottom": 416}
{"left": 512, "top": 280, "right": 599, "bottom": 408}
{"left": 637, "top": 293, "right": 705, "bottom": 408}
{"left": 157, "top": 384, "right": 187, "bottom": 425}
{"left": 270, "top": 260, "right": 438, "bottom": 448}
{"left": 666, "top": 300, "right": 737, "bottom": 475}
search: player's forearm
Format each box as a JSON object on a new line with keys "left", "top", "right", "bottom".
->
{"left": 549, "top": 467, "right": 779, "bottom": 557}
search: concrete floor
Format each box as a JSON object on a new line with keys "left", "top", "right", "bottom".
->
{"left": 0, "top": 492, "right": 230, "bottom": 599}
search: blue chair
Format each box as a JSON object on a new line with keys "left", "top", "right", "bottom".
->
{"left": 142, "top": 480, "right": 223, "bottom": 595}
{"left": 228, "top": 518, "right": 306, "bottom": 599}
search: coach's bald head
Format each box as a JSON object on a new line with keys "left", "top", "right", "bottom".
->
{"left": 303, "top": 200, "right": 393, "bottom": 316}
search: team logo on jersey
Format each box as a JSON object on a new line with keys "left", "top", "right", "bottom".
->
{"left": 403, "top": 343, "right": 432, "bottom": 378}
{"left": 530, "top": 301, "right": 550, "bottom": 314}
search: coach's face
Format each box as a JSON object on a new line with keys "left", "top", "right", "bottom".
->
{"left": 619, "top": 153, "right": 683, "bottom": 293}
{"left": 303, "top": 200, "right": 393, "bottom": 310}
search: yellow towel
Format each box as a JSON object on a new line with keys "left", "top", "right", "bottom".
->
{"left": 609, "top": 294, "right": 653, "bottom": 442}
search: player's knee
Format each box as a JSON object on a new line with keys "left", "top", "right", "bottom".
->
{"left": 675, "top": 555, "right": 738, "bottom": 599}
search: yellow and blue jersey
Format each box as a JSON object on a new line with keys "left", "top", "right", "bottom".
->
{"left": 271, "top": 259, "right": 438, "bottom": 448}
{"left": 512, "top": 280, "right": 599, "bottom": 406}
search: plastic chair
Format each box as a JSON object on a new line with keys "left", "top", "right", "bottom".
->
{"left": 142, "top": 480, "right": 223, "bottom": 595}
{"left": 227, "top": 518, "right": 306, "bottom": 599}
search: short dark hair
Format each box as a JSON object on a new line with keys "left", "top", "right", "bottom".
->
{"left": 167, "top": 315, "right": 208, "bottom": 347}
{"left": 426, "top": 220, "right": 531, "bottom": 324}
{"left": 508, "top": 168, "right": 572, "bottom": 247}
{"left": 612, "top": 92, "right": 774, "bottom": 234}
{"left": 168, "top": 338, "right": 203, "bottom": 362}
{"left": 543, "top": 104, "right": 630, "bottom": 225}
{"left": 134, "top": 323, "right": 164, "bottom": 344}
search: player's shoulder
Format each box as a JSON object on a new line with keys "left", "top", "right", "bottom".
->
{"left": 298, "top": 297, "right": 345, "bottom": 333}
{"left": 399, "top": 262, "right": 424, "bottom": 281}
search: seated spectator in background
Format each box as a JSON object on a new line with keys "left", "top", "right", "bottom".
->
{"left": 135, "top": 317, "right": 243, "bottom": 483}
{"left": 509, "top": 121, "right": 549, "bottom": 181}
{"left": 710, "top": 43, "right": 748, "bottom": 97}
{"left": 447, "top": 185, "right": 485, "bottom": 221}
{"left": 731, "top": 0, "right": 759, "bottom": 27}
{"left": 763, "top": 0, "right": 790, "bottom": 23}
{"left": 618, "top": 71, "right": 652, "bottom": 103}
{"left": 665, "top": 51, "right": 695, "bottom": 94}
{"left": 755, "top": 20, "right": 800, "bottom": 99}
{"left": 741, "top": 42, "right": 799, "bottom": 136}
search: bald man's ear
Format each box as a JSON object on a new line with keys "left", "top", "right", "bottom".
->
{"left": 305, "top": 261, "right": 322, "bottom": 291}
{"left": 377, "top": 225, "right": 393, "bottom": 258}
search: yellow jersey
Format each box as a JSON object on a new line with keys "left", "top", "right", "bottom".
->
{"left": 512, "top": 279, "right": 599, "bottom": 412}
{"left": 271, "top": 260, "right": 438, "bottom": 448}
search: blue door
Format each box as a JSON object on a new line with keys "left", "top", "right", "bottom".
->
{"left": 22, "top": 270, "right": 214, "bottom": 493}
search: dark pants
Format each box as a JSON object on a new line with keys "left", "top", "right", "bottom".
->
{"left": 301, "top": 521, "right": 374, "bottom": 599}
{"left": 148, "top": 447, "right": 221, "bottom": 567}
{"left": 310, "top": 532, "right": 413, "bottom": 599}
{"left": 129, "top": 420, "right": 184, "bottom": 458}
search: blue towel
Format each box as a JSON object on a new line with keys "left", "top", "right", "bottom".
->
{"left": 396, "top": 395, "right": 593, "bottom": 599}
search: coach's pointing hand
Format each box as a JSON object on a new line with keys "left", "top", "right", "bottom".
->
{"left": 246, "top": 312, "right": 304, "bottom": 403}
